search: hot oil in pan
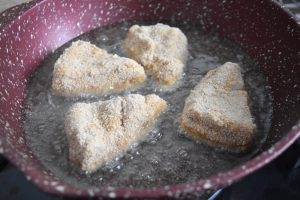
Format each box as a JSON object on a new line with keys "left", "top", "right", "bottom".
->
{"left": 23, "top": 22, "right": 273, "bottom": 188}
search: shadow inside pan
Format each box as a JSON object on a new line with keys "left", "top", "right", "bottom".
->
{"left": 23, "top": 21, "right": 273, "bottom": 189}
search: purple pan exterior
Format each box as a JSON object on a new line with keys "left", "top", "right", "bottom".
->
{"left": 0, "top": 0, "right": 299, "bottom": 198}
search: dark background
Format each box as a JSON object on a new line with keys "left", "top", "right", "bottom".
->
{"left": 0, "top": 0, "right": 299, "bottom": 200}
{"left": 0, "top": 139, "right": 299, "bottom": 200}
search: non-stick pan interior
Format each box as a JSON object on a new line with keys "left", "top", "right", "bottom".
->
{"left": 23, "top": 20, "right": 274, "bottom": 189}
{"left": 0, "top": 0, "right": 299, "bottom": 198}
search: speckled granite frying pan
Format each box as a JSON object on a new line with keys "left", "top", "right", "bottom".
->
{"left": 0, "top": 0, "right": 299, "bottom": 198}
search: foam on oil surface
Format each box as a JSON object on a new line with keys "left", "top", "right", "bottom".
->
{"left": 23, "top": 22, "right": 273, "bottom": 189}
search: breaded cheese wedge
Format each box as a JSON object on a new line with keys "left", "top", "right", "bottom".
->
{"left": 52, "top": 40, "right": 146, "bottom": 96}
{"left": 181, "top": 62, "right": 256, "bottom": 152}
{"left": 65, "top": 94, "right": 167, "bottom": 172}
{"left": 124, "top": 23, "right": 188, "bottom": 85}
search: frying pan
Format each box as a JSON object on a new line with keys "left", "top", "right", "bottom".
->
{"left": 0, "top": 0, "right": 299, "bottom": 198}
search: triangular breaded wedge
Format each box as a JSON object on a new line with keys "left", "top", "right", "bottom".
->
{"left": 65, "top": 94, "right": 167, "bottom": 172}
{"left": 52, "top": 40, "right": 146, "bottom": 96}
{"left": 124, "top": 23, "right": 188, "bottom": 85}
{"left": 181, "top": 62, "right": 256, "bottom": 151}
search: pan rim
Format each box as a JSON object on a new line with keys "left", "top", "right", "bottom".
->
{"left": 0, "top": 0, "right": 299, "bottom": 198}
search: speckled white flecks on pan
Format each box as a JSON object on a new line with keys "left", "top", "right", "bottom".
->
{"left": 23, "top": 21, "right": 273, "bottom": 189}
{"left": 0, "top": 0, "right": 299, "bottom": 199}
